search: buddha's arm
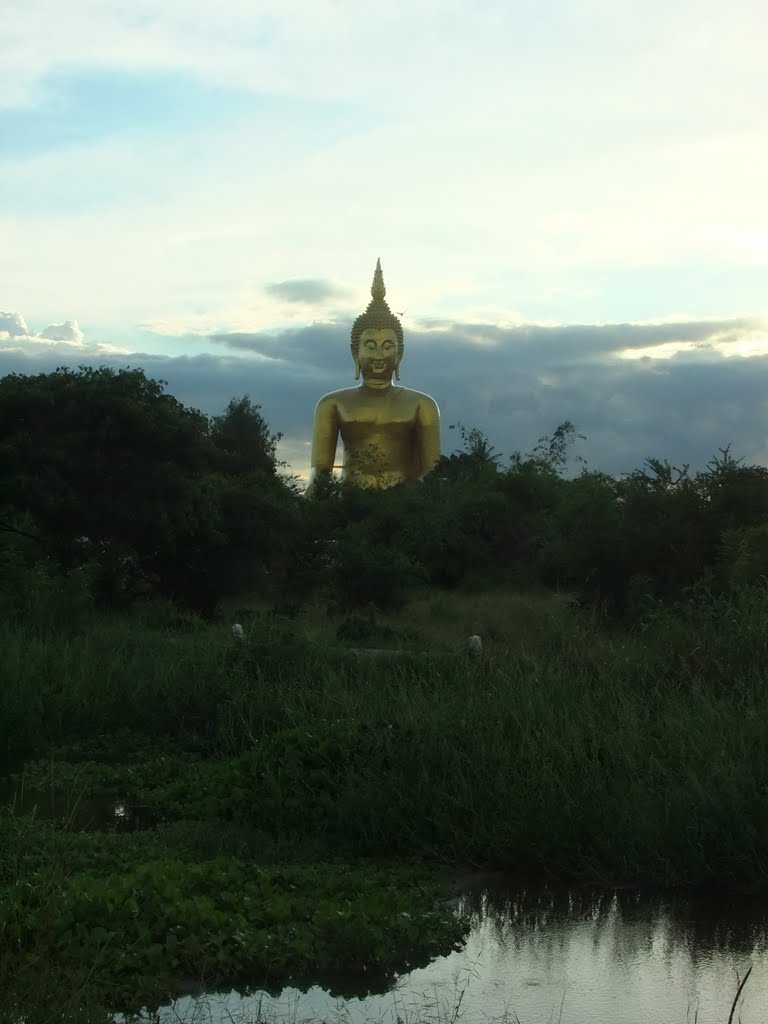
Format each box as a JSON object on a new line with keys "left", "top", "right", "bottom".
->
{"left": 416, "top": 396, "right": 441, "bottom": 478}
{"left": 306, "top": 395, "right": 339, "bottom": 495}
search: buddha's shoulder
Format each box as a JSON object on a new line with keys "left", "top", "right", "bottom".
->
{"left": 398, "top": 386, "right": 438, "bottom": 405}
{"left": 397, "top": 387, "right": 440, "bottom": 415}
{"left": 314, "top": 386, "right": 439, "bottom": 410}
{"left": 314, "top": 387, "right": 359, "bottom": 409}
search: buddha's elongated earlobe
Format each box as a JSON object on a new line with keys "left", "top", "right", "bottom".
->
{"left": 394, "top": 359, "right": 401, "bottom": 381}
{"left": 351, "top": 344, "right": 361, "bottom": 380}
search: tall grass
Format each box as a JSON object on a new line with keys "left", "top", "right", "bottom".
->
{"left": 3, "top": 585, "right": 768, "bottom": 888}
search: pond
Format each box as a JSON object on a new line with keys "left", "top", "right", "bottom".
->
{"left": 122, "top": 880, "right": 768, "bottom": 1024}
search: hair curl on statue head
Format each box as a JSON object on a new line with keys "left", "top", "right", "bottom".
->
{"left": 350, "top": 259, "right": 404, "bottom": 377}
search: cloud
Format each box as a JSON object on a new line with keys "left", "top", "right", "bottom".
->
{"left": 0, "top": 311, "right": 30, "bottom": 336}
{"left": 1, "top": 311, "right": 84, "bottom": 345}
{"left": 4, "top": 311, "right": 768, "bottom": 482}
{"left": 212, "top": 316, "right": 762, "bottom": 371}
{"left": 264, "top": 279, "right": 347, "bottom": 305}
{"left": 39, "top": 319, "right": 84, "bottom": 343}
{"left": 0, "top": 314, "right": 126, "bottom": 356}
{"left": 211, "top": 323, "right": 343, "bottom": 368}
{"left": 199, "top": 315, "right": 768, "bottom": 479}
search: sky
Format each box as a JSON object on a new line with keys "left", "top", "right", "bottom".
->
{"left": 1, "top": 0, "right": 767, "bottom": 480}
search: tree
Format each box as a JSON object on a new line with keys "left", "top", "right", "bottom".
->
{"left": 526, "top": 420, "right": 587, "bottom": 476}
{"left": 435, "top": 423, "right": 501, "bottom": 482}
{"left": 0, "top": 366, "right": 212, "bottom": 569}
{"left": 0, "top": 367, "right": 296, "bottom": 613}
{"left": 210, "top": 396, "right": 282, "bottom": 476}
{"left": 697, "top": 446, "right": 768, "bottom": 533}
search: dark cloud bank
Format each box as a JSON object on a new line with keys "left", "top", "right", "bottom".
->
{"left": 2, "top": 316, "right": 768, "bottom": 478}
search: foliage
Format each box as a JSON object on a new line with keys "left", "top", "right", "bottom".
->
{"left": 0, "top": 368, "right": 297, "bottom": 614}
{"left": 331, "top": 520, "right": 427, "bottom": 610}
{"left": 1, "top": 850, "right": 466, "bottom": 1012}
{"left": 7, "top": 586, "right": 768, "bottom": 887}
{"left": 0, "top": 366, "right": 210, "bottom": 565}
{"left": 210, "top": 395, "right": 282, "bottom": 476}
{"left": 3, "top": 362, "right": 768, "bottom": 620}
{"left": 0, "top": 531, "right": 94, "bottom": 628}
{"left": 720, "top": 521, "right": 768, "bottom": 588}
{"left": 437, "top": 421, "right": 502, "bottom": 482}
{"left": 526, "top": 419, "right": 587, "bottom": 475}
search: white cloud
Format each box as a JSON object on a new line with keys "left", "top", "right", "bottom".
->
{"left": 39, "top": 319, "right": 83, "bottom": 343}
{"left": 0, "top": 311, "right": 84, "bottom": 345}
{"left": 0, "top": 311, "right": 30, "bottom": 336}
{"left": 0, "top": 313, "right": 126, "bottom": 355}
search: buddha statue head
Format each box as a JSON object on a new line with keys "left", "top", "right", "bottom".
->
{"left": 350, "top": 259, "right": 404, "bottom": 382}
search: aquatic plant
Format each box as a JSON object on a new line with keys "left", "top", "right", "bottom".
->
{"left": 1, "top": 855, "right": 466, "bottom": 1015}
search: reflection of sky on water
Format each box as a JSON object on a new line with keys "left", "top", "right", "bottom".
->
{"left": 147, "top": 888, "right": 768, "bottom": 1024}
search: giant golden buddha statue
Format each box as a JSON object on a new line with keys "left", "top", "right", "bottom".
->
{"left": 306, "top": 260, "right": 441, "bottom": 495}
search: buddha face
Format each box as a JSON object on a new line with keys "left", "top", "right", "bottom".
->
{"left": 357, "top": 327, "right": 399, "bottom": 382}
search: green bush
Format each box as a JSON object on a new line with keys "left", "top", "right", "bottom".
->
{"left": 331, "top": 523, "right": 426, "bottom": 610}
{"left": 720, "top": 522, "right": 768, "bottom": 588}
{"left": 0, "top": 532, "right": 94, "bottom": 629}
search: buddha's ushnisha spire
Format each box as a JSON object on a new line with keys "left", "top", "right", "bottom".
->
{"left": 371, "top": 257, "right": 386, "bottom": 300}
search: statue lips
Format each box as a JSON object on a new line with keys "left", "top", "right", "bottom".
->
{"left": 362, "top": 355, "right": 395, "bottom": 379}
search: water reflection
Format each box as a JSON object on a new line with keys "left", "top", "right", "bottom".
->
{"left": 145, "top": 885, "right": 768, "bottom": 1024}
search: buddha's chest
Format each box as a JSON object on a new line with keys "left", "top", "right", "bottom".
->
{"left": 336, "top": 393, "right": 418, "bottom": 428}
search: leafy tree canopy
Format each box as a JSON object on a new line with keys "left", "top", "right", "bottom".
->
{"left": 0, "top": 367, "right": 295, "bottom": 613}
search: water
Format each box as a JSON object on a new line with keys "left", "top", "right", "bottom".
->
{"left": 137, "top": 883, "right": 768, "bottom": 1024}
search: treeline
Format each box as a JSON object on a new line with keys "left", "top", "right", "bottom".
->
{"left": 2, "top": 365, "right": 768, "bottom": 621}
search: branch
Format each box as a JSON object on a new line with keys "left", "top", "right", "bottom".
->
{"left": 0, "top": 518, "right": 43, "bottom": 544}
{"left": 727, "top": 964, "right": 752, "bottom": 1024}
